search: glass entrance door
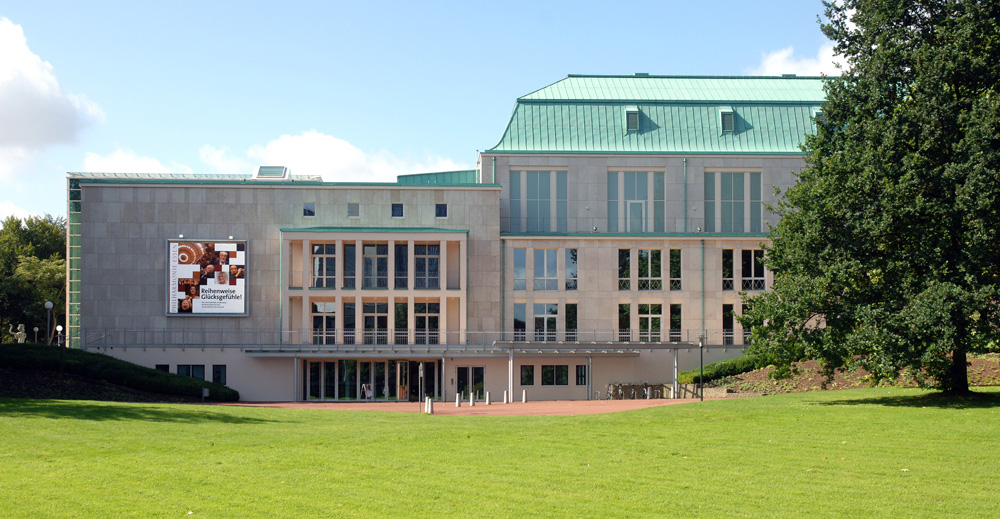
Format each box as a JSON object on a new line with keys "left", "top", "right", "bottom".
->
{"left": 456, "top": 366, "right": 485, "bottom": 400}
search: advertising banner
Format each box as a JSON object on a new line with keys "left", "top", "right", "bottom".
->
{"left": 167, "top": 240, "right": 248, "bottom": 315}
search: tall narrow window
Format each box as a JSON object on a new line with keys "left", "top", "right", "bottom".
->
{"left": 212, "top": 365, "right": 227, "bottom": 385}
{"left": 704, "top": 173, "right": 716, "bottom": 233}
{"left": 607, "top": 172, "right": 618, "bottom": 232}
{"left": 394, "top": 244, "right": 407, "bottom": 289}
{"left": 513, "top": 248, "right": 526, "bottom": 290}
{"left": 576, "top": 365, "right": 587, "bottom": 385}
{"left": 669, "top": 304, "right": 682, "bottom": 342}
{"left": 394, "top": 301, "right": 407, "bottom": 344}
{"left": 722, "top": 249, "right": 734, "bottom": 290}
{"left": 742, "top": 249, "right": 765, "bottom": 290}
{"left": 624, "top": 172, "right": 647, "bottom": 233}
{"left": 721, "top": 173, "right": 745, "bottom": 233}
{"left": 533, "top": 303, "right": 557, "bottom": 341}
{"left": 556, "top": 171, "right": 568, "bottom": 232}
{"left": 565, "top": 303, "right": 577, "bottom": 341}
{"left": 565, "top": 249, "right": 578, "bottom": 290}
{"left": 311, "top": 302, "right": 336, "bottom": 344}
{"left": 618, "top": 303, "right": 631, "bottom": 341}
{"left": 750, "top": 173, "right": 762, "bottom": 233}
{"left": 362, "top": 302, "right": 388, "bottom": 344}
{"left": 343, "top": 244, "right": 356, "bottom": 289}
{"left": 669, "top": 249, "right": 682, "bottom": 290}
{"left": 343, "top": 302, "right": 356, "bottom": 344}
{"left": 415, "top": 302, "right": 440, "bottom": 345}
{"left": 742, "top": 303, "right": 752, "bottom": 345}
{"left": 513, "top": 303, "right": 526, "bottom": 341}
{"left": 414, "top": 244, "right": 440, "bottom": 289}
{"left": 362, "top": 243, "right": 388, "bottom": 289}
{"left": 638, "top": 304, "right": 662, "bottom": 342}
{"left": 618, "top": 249, "right": 630, "bottom": 290}
{"left": 533, "top": 249, "right": 557, "bottom": 290}
{"left": 723, "top": 304, "right": 735, "bottom": 345}
{"left": 509, "top": 171, "right": 522, "bottom": 232}
{"left": 521, "top": 365, "right": 534, "bottom": 385}
{"left": 311, "top": 243, "right": 336, "bottom": 288}
{"left": 638, "top": 249, "right": 662, "bottom": 290}
{"left": 654, "top": 172, "right": 665, "bottom": 232}
{"left": 526, "top": 171, "right": 550, "bottom": 232}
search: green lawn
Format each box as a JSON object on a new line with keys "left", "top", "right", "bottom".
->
{"left": 1, "top": 388, "right": 998, "bottom": 518}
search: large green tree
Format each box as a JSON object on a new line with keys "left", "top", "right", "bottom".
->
{"left": 0, "top": 215, "right": 66, "bottom": 344}
{"left": 741, "top": 0, "right": 1000, "bottom": 393}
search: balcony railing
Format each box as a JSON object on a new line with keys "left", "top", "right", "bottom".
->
{"left": 79, "top": 327, "right": 754, "bottom": 350}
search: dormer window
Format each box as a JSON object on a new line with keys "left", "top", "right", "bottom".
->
{"left": 625, "top": 105, "right": 639, "bottom": 132}
{"left": 720, "top": 110, "right": 735, "bottom": 133}
{"left": 813, "top": 109, "right": 825, "bottom": 125}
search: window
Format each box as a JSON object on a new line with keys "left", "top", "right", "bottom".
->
{"left": 638, "top": 304, "right": 662, "bottom": 342}
{"left": 576, "top": 365, "right": 587, "bottom": 385}
{"left": 723, "top": 304, "right": 735, "bottom": 345}
{"left": 542, "top": 365, "right": 569, "bottom": 386}
{"left": 513, "top": 248, "right": 526, "bottom": 290}
{"left": 177, "top": 364, "right": 205, "bottom": 380}
{"left": 435, "top": 203, "right": 448, "bottom": 218}
{"left": 394, "top": 244, "right": 407, "bottom": 289}
{"left": 565, "top": 249, "right": 578, "bottom": 290}
{"left": 155, "top": 364, "right": 169, "bottom": 372}
{"left": 705, "top": 172, "right": 762, "bottom": 233}
{"left": 303, "top": 202, "right": 316, "bottom": 217}
{"left": 513, "top": 303, "right": 526, "bottom": 341}
{"left": 362, "top": 243, "right": 388, "bottom": 289}
{"left": 723, "top": 249, "right": 734, "bottom": 290}
{"left": 414, "top": 302, "right": 440, "bottom": 345}
{"left": 618, "top": 249, "right": 630, "bottom": 290}
{"left": 721, "top": 173, "right": 744, "bottom": 233}
{"left": 750, "top": 173, "right": 762, "bottom": 233}
{"left": 391, "top": 203, "right": 403, "bottom": 218}
{"left": 394, "top": 302, "right": 407, "bottom": 344}
{"left": 212, "top": 365, "right": 227, "bottom": 385}
{"left": 362, "top": 302, "right": 388, "bottom": 344}
{"left": 311, "top": 244, "right": 336, "bottom": 288}
{"left": 618, "top": 303, "right": 631, "bottom": 341}
{"left": 520, "top": 365, "right": 534, "bottom": 385}
{"left": 742, "top": 303, "right": 752, "bottom": 345}
{"left": 626, "top": 106, "right": 639, "bottom": 131}
{"left": 704, "top": 173, "right": 716, "bottom": 233}
{"left": 669, "top": 249, "right": 682, "bottom": 290}
{"left": 414, "top": 244, "right": 440, "bottom": 289}
{"left": 607, "top": 171, "right": 655, "bottom": 232}
{"left": 721, "top": 110, "right": 735, "bottom": 132}
{"left": 526, "top": 171, "right": 550, "bottom": 232}
{"left": 533, "top": 249, "right": 557, "bottom": 290}
{"left": 669, "top": 304, "right": 682, "bottom": 342}
{"left": 742, "top": 249, "right": 765, "bottom": 290}
{"left": 509, "top": 171, "right": 522, "bottom": 232}
{"left": 533, "top": 303, "right": 557, "bottom": 341}
{"left": 342, "top": 302, "right": 356, "bottom": 344}
{"left": 638, "top": 249, "right": 662, "bottom": 290}
{"left": 565, "top": 303, "right": 577, "bottom": 342}
{"left": 311, "top": 302, "right": 336, "bottom": 344}
{"left": 343, "top": 244, "right": 356, "bottom": 289}
{"left": 347, "top": 202, "right": 360, "bottom": 218}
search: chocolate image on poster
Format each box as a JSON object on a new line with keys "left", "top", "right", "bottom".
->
{"left": 168, "top": 240, "right": 248, "bottom": 315}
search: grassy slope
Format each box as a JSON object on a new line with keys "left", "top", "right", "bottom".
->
{"left": 1, "top": 389, "right": 998, "bottom": 518}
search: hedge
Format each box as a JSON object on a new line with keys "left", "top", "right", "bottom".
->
{"left": 0, "top": 344, "right": 239, "bottom": 401}
{"left": 677, "top": 355, "right": 759, "bottom": 384}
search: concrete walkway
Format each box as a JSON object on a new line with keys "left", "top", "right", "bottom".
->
{"left": 224, "top": 398, "right": 721, "bottom": 416}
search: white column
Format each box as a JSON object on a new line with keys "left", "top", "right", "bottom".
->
{"left": 300, "top": 296, "right": 310, "bottom": 345}
{"left": 407, "top": 297, "right": 415, "bottom": 345}
{"left": 354, "top": 239, "right": 363, "bottom": 291}
{"left": 439, "top": 296, "right": 448, "bottom": 345}
{"left": 301, "top": 240, "right": 311, "bottom": 288}
{"left": 389, "top": 239, "right": 396, "bottom": 344}
{"left": 459, "top": 238, "right": 467, "bottom": 345}
{"left": 439, "top": 239, "right": 448, "bottom": 291}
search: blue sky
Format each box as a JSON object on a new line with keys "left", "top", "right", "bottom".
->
{"left": 0, "top": 1, "right": 843, "bottom": 219}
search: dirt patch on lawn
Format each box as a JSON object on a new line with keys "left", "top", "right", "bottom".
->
{"left": 709, "top": 353, "right": 1000, "bottom": 395}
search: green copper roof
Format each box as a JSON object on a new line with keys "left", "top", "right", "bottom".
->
{"left": 489, "top": 74, "right": 828, "bottom": 154}
{"left": 396, "top": 170, "right": 478, "bottom": 185}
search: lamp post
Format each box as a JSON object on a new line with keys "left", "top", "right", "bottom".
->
{"left": 44, "top": 301, "right": 53, "bottom": 345}
{"left": 698, "top": 335, "right": 705, "bottom": 402}
{"left": 33, "top": 327, "right": 38, "bottom": 343}
{"left": 56, "top": 325, "right": 64, "bottom": 375}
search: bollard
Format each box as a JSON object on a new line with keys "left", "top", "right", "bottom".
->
{"left": 426, "top": 397, "right": 434, "bottom": 414}
{"left": 485, "top": 391, "right": 491, "bottom": 405}
{"left": 522, "top": 389, "right": 527, "bottom": 403}
{"left": 503, "top": 390, "right": 508, "bottom": 404}
{"left": 470, "top": 391, "right": 475, "bottom": 407}
{"left": 456, "top": 393, "right": 461, "bottom": 407}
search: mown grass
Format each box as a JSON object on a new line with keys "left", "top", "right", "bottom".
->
{"left": 1, "top": 388, "right": 998, "bottom": 518}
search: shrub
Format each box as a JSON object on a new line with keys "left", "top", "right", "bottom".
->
{"left": 678, "top": 355, "right": 758, "bottom": 384}
{"left": 0, "top": 344, "right": 239, "bottom": 401}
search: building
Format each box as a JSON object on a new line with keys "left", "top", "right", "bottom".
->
{"left": 67, "top": 74, "right": 826, "bottom": 401}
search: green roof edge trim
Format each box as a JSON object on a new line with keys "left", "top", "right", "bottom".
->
{"left": 282, "top": 227, "right": 470, "bottom": 234}
{"left": 501, "top": 232, "right": 769, "bottom": 238}
{"left": 74, "top": 177, "right": 499, "bottom": 188}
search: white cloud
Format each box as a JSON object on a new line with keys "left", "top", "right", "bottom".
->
{"left": 82, "top": 148, "right": 193, "bottom": 174}
{"left": 202, "top": 131, "right": 469, "bottom": 181}
{"left": 748, "top": 42, "right": 848, "bottom": 77}
{"left": 0, "top": 17, "right": 104, "bottom": 180}
{"left": 0, "top": 200, "right": 32, "bottom": 220}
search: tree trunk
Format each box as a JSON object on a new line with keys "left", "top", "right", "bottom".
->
{"left": 943, "top": 349, "right": 970, "bottom": 394}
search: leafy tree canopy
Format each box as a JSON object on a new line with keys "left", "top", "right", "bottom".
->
{"left": 1, "top": 215, "right": 66, "bottom": 343}
{"left": 741, "top": 0, "right": 1000, "bottom": 393}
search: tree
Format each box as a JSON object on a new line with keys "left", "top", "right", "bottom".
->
{"left": 740, "top": 0, "right": 1000, "bottom": 393}
{"left": 0, "top": 215, "right": 66, "bottom": 343}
